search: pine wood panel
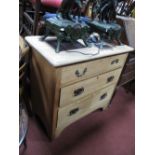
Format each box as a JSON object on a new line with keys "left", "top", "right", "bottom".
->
{"left": 60, "top": 53, "right": 128, "bottom": 87}
{"left": 57, "top": 84, "right": 115, "bottom": 129}
{"left": 30, "top": 49, "right": 61, "bottom": 139}
{"left": 91, "top": 84, "right": 116, "bottom": 109}
{"left": 106, "top": 54, "right": 128, "bottom": 70}
{"left": 30, "top": 46, "right": 129, "bottom": 139}
{"left": 60, "top": 68, "right": 122, "bottom": 107}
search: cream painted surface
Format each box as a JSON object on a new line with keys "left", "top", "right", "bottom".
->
{"left": 25, "top": 36, "right": 133, "bottom": 67}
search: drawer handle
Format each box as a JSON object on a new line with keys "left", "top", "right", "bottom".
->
{"left": 107, "top": 76, "right": 115, "bottom": 83}
{"left": 111, "top": 59, "right": 119, "bottom": 65}
{"left": 69, "top": 108, "right": 79, "bottom": 116}
{"left": 100, "top": 93, "right": 107, "bottom": 100}
{"left": 74, "top": 87, "right": 84, "bottom": 97}
{"left": 75, "top": 68, "right": 87, "bottom": 77}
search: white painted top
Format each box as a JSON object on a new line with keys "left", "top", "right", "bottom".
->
{"left": 25, "top": 36, "right": 134, "bottom": 67}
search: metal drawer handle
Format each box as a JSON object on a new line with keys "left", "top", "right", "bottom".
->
{"left": 100, "top": 93, "right": 107, "bottom": 100}
{"left": 74, "top": 87, "right": 84, "bottom": 97}
{"left": 75, "top": 68, "right": 87, "bottom": 77}
{"left": 69, "top": 108, "right": 79, "bottom": 116}
{"left": 111, "top": 59, "right": 119, "bottom": 65}
{"left": 107, "top": 76, "right": 115, "bottom": 83}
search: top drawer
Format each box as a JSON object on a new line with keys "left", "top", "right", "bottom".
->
{"left": 60, "top": 53, "right": 128, "bottom": 86}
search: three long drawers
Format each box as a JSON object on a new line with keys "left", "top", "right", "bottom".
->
{"left": 56, "top": 54, "right": 128, "bottom": 135}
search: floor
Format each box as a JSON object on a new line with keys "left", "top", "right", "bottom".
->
{"left": 20, "top": 87, "right": 135, "bottom": 155}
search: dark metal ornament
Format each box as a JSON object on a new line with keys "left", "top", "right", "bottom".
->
{"left": 42, "top": 0, "right": 90, "bottom": 53}
{"left": 42, "top": 18, "right": 90, "bottom": 53}
{"left": 87, "top": 0, "right": 123, "bottom": 45}
{"left": 42, "top": 0, "right": 123, "bottom": 53}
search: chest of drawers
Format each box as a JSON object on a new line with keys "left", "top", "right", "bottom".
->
{"left": 26, "top": 36, "right": 133, "bottom": 139}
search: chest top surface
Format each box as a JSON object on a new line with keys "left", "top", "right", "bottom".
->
{"left": 25, "top": 36, "right": 133, "bottom": 67}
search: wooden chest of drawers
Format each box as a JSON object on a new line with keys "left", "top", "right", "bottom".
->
{"left": 26, "top": 36, "right": 133, "bottom": 139}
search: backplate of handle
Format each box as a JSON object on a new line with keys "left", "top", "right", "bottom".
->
{"left": 100, "top": 93, "right": 107, "bottom": 100}
{"left": 74, "top": 87, "right": 84, "bottom": 97}
{"left": 107, "top": 76, "right": 114, "bottom": 83}
{"left": 75, "top": 68, "right": 87, "bottom": 77}
{"left": 111, "top": 59, "right": 119, "bottom": 65}
{"left": 69, "top": 108, "right": 79, "bottom": 116}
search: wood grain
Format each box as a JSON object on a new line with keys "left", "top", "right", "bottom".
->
{"left": 60, "top": 68, "right": 122, "bottom": 107}
{"left": 60, "top": 53, "right": 128, "bottom": 87}
{"left": 57, "top": 84, "right": 116, "bottom": 128}
{"left": 30, "top": 47, "right": 129, "bottom": 139}
{"left": 30, "top": 49, "right": 61, "bottom": 139}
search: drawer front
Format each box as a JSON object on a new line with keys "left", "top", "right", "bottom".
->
{"left": 56, "top": 99, "right": 110, "bottom": 135}
{"left": 60, "top": 68, "right": 122, "bottom": 107}
{"left": 91, "top": 85, "right": 115, "bottom": 109}
{"left": 106, "top": 54, "right": 128, "bottom": 71}
{"left": 60, "top": 53, "right": 128, "bottom": 86}
{"left": 57, "top": 95, "right": 93, "bottom": 128}
{"left": 96, "top": 68, "right": 122, "bottom": 90}
{"left": 57, "top": 85, "right": 115, "bottom": 129}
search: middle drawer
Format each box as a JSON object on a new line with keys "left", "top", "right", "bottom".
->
{"left": 59, "top": 68, "right": 122, "bottom": 107}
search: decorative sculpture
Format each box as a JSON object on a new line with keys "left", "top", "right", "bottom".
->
{"left": 86, "top": 0, "right": 123, "bottom": 46}
{"left": 42, "top": 0, "right": 90, "bottom": 53}
{"left": 42, "top": 0, "right": 123, "bottom": 52}
{"left": 57, "top": 0, "right": 83, "bottom": 20}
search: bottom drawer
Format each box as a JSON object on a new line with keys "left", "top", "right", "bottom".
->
{"left": 56, "top": 85, "right": 116, "bottom": 133}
